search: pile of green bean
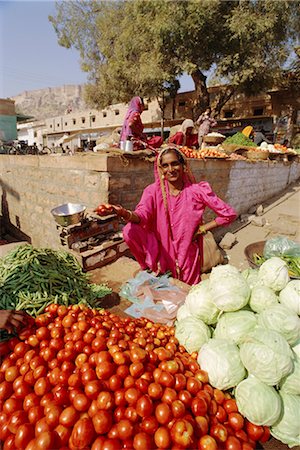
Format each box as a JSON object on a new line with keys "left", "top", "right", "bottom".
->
{"left": 0, "top": 245, "right": 112, "bottom": 316}
{"left": 253, "top": 253, "right": 300, "bottom": 278}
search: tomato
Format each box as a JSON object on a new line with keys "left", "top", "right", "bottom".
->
{"left": 136, "top": 394, "right": 153, "bottom": 417}
{"left": 0, "top": 381, "right": 13, "bottom": 400}
{"left": 34, "top": 377, "right": 51, "bottom": 396}
{"left": 3, "top": 434, "right": 15, "bottom": 450}
{"left": 216, "top": 404, "right": 227, "bottom": 423}
{"left": 199, "top": 435, "right": 218, "bottom": 450}
{"left": 245, "top": 422, "right": 264, "bottom": 441}
{"left": 224, "top": 399, "right": 238, "bottom": 414}
{"left": 226, "top": 436, "right": 242, "bottom": 450}
{"left": 210, "top": 423, "right": 228, "bottom": 443}
{"left": 191, "top": 396, "right": 208, "bottom": 416}
{"left": 228, "top": 412, "right": 244, "bottom": 431}
{"left": 260, "top": 426, "right": 271, "bottom": 443}
{"left": 116, "top": 419, "right": 134, "bottom": 439}
{"left": 35, "top": 417, "right": 50, "bottom": 436}
{"left": 92, "top": 410, "right": 113, "bottom": 434}
{"left": 140, "top": 416, "right": 159, "bottom": 434}
{"left": 14, "top": 423, "right": 35, "bottom": 448}
{"left": 3, "top": 397, "right": 22, "bottom": 414}
{"left": 154, "top": 426, "right": 171, "bottom": 449}
{"left": 5, "top": 366, "right": 19, "bottom": 382}
{"left": 69, "top": 418, "right": 95, "bottom": 449}
{"left": 148, "top": 382, "right": 163, "bottom": 400}
{"left": 171, "top": 399, "right": 185, "bottom": 418}
{"left": 72, "top": 392, "right": 90, "bottom": 412}
{"left": 132, "top": 432, "right": 153, "bottom": 450}
{"left": 35, "top": 430, "right": 57, "bottom": 449}
{"left": 195, "top": 416, "right": 209, "bottom": 437}
{"left": 155, "top": 402, "right": 172, "bottom": 425}
{"left": 28, "top": 405, "right": 44, "bottom": 424}
{"left": 170, "top": 418, "right": 194, "bottom": 448}
{"left": 7, "top": 410, "right": 28, "bottom": 433}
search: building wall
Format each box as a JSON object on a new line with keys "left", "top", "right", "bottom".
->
{"left": 0, "top": 99, "right": 17, "bottom": 141}
{"left": 1, "top": 154, "right": 299, "bottom": 249}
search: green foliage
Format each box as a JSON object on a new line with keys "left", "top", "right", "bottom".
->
{"left": 49, "top": 0, "right": 300, "bottom": 113}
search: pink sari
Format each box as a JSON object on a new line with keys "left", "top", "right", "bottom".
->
{"left": 120, "top": 97, "right": 144, "bottom": 143}
{"left": 123, "top": 148, "right": 237, "bottom": 284}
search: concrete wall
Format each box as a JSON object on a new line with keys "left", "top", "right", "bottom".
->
{"left": 0, "top": 154, "right": 299, "bottom": 249}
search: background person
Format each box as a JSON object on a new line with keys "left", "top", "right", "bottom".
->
{"left": 196, "top": 107, "right": 217, "bottom": 148}
{"left": 95, "top": 147, "right": 237, "bottom": 285}
{"left": 120, "top": 96, "right": 162, "bottom": 150}
{"left": 168, "top": 119, "right": 198, "bottom": 148}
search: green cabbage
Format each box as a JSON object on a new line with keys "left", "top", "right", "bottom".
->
{"left": 209, "top": 265, "right": 250, "bottom": 312}
{"left": 258, "top": 257, "right": 290, "bottom": 292}
{"left": 279, "top": 352, "right": 300, "bottom": 395}
{"left": 235, "top": 375, "right": 282, "bottom": 426}
{"left": 249, "top": 285, "right": 279, "bottom": 313}
{"left": 197, "top": 339, "right": 246, "bottom": 390}
{"left": 279, "top": 280, "right": 300, "bottom": 315}
{"left": 175, "top": 317, "right": 211, "bottom": 354}
{"left": 176, "top": 304, "right": 192, "bottom": 321}
{"left": 271, "top": 393, "right": 300, "bottom": 448}
{"left": 239, "top": 327, "right": 294, "bottom": 385}
{"left": 185, "top": 279, "right": 220, "bottom": 325}
{"left": 257, "top": 304, "right": 300, "bottom": 346}
{"left": 242, "top": 268, "right": 261, "bottom": 289}
{"left": 213, "top": 311, "right": 257, "bottom": 344}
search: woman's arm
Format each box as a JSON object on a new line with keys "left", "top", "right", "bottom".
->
{"left": 169, "top": 132, "right": 184, "bottom": 145}
{"left": 94, "top": 204, "right": 141, "bottom": 224}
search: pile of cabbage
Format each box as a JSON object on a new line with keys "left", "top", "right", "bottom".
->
{"left": 175, "top": 257, "right": 300, "bottom": 448}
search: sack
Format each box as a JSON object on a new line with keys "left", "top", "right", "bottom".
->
{"left": 202, "top": 231, "right": 224, "bottom": 273}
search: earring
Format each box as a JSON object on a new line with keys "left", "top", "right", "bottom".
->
{"left": 162, "top": 175, "right": 165, "bottom": 180}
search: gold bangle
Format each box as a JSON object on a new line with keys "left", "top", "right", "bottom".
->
{"left": 125, "top": 210, "right": 133, "bottom": 221}
{"left": 198, "top": 225, "right": 207, "bottom": 235}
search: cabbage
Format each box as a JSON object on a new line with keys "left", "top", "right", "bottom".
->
{"left": 213, "top": 311, "right": 257, "bottom": 344}
{"left": 239, "top": 327, "right": 294, "bottom": 385}
{"left": 257, "top": 304, "right": 300, "bottom": 346}
{"left": 271, "top": 393, "right": 300, "bottom": 448}
{"left": 175, "top": 317, "right": 211, "bottom": 354}
{"left": 197, "top": 339, "right": 246, "bottom": 390}
{"left": 242, "top": 268, "right": 261, "bottom": 289}
{"left": 185, "top": 280, "right": 219, "bottom": 325}
{"left": 249, "top": 285, "right": 279, "bottom": 313}
{"left": 292, "top": 341, "right": 300, "bottom": 358}
{"left": 235, "top": 375, "right": 282, "bottom": 426}
{"left": 176, "top": 304, "right": 192, "bottom": 321}
{"left": 209, "top": 266, "right": 250, "bottom": 312}
{"left": 279, "top": 280, "right": 300, "bottom": 315}
{"left": 258, "top": 256, "right": 290, "bottom": 291}
{"left": 279, "top": 352, "right": 300, "bottom": 395}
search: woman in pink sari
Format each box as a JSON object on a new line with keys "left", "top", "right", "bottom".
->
{"left": 95, "top": 147, "right": 237, "bottom": 285}
{"left": 120, "top": 96, "right": 162, "bottom": 149}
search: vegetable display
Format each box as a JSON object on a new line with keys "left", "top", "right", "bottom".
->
{"left": 0, "top": 306, "right": 270, "bottom": 450}
{"left": 253, "top": 253, "right": 300, "bottom": 278}
{"left": 175, "top": 261, "right": 300, "bottom": 448}
{"left": 223, "top": 133, "right": 255, "bottom": 147}
{"left": 0, "top": 245, "right": 111, "bottom": 317}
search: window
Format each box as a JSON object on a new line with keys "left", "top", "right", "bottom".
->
{"left": 91, "top": 116, "right": 96, "bottom": 123}
{"left": 224, "top": 110, "right": 234, "bottom": 118}
{"left": 50, "top": 124, "right": 52, "bottom": 128}
{"left": 34, "top": 131, "right": 37, "bottom": 138}
{"left": 179, "top": 101, "right": 186, "bottom": 107}
{"left": 253, "top": 107, "right": 264, "bottom": 116}
{"left": 115, "top": 110, "right": 119, "bottom": 116}
{"left": 57, "top": 123, "right": 60, "bottom": 127}
{"left": 81, "top": 117, "right": 85, "bottom": 124}
{"left": 103, "top": 111, "right": 107, "bottom": 118}
{"left": 73, "top": 119, "right": 76, "bottom": 125}
{"left": 65, "top": 122, "right": 68, "bottom": 126}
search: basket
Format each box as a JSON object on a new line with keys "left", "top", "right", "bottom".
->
{"left": 246, "top": 150, "right": 269, "bottom": 161}
{"left": 203, "top": 136, "right": 225, "bottom": 145}
{"left": 244, "top": 241, "right": 266, "bottom": 268}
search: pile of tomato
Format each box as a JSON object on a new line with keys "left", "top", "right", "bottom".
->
{"left": 0, "top": 305, "right": 270, "bottom": 450}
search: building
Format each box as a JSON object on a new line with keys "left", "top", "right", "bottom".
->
{"left": 0, "top": 99, "right": 17, "bottom": 142}
{"left": 16, "top": 85, "right": 300, "bottom": 149}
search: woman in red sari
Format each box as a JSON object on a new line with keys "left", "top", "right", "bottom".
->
{"left": 120, "top": 96, "right": 162, "bottom": 149}
{"left": 95, "top": 147, "right": 237, "bottom": 285}
{"left": 169, "top": 119, "right": 198, "bottom": 148}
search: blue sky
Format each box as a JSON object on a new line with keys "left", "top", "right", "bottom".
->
{"left": 0, "top": 0, "right": 194, "bottom": 99}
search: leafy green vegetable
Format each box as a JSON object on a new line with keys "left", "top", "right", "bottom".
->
{"left": 271, "top": 393, "right": 300, "bottom": 448}
{"left": 235, "top": 375, "right": 282, "bottom": 426}
{"left": 249, "top": 285, "right": 279, "bottom": 313}
{"left": 223, "top": 132, "right": 256, "bottom": 147}
{"left": 213, "top": 310, "right": 257, "bottom": 344}
{"left": 279, "top": 280, "right": 300, "bottom": 314}
{"left": 175, "top": 316, "right": 211, "bottom": 353}
{"left": 258, "top": 257, "right": 290, "bottom": 292}
{"left": 257, "top": 304, "right": 300, "bottom": 346}
{"left": 184, "top": 279, "right": 219, "bottom": 325}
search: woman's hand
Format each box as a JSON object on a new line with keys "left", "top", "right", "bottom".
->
{"left": 0, "top": 310, "right": 30, "bottom": 333}
{"left": 94, "top": 203, "right": 128, "bottom": 218}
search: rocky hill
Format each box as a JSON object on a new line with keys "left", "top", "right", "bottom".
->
{"left": 12, "top": 85, "right": 88, "bottom": 120}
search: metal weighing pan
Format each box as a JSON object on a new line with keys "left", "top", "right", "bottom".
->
{"left": 51, "top": 203, "right": 86, "bottom": 227}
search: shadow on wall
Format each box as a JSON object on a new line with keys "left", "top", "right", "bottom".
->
{"left": 0, "top": 179, "right": 31, "bottom": 243}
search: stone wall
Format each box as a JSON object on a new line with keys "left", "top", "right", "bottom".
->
{"left": 0, "top": 153, "right": 299, "bottom": 249}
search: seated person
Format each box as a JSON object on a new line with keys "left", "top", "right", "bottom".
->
{"left": 169, "top": 119, "right": 198, "bottom": 148}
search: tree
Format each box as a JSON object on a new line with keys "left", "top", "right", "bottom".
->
{"left": 50, "top": 0, "right": 300, "bottom": 119}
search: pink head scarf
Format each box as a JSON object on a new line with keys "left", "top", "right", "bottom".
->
{"left": 120, "top": 96, "right": 143, "bottom": 142}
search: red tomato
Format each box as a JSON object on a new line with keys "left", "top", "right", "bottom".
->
{"left": 245, "top": 422, "right": 264, "bottom": 441}
{"left": 226, "top": 435, "right": 242, "bottom": 450}
{"left": 260, "top": 426, "right": 271, "bottom": 443}
{"left": 155, "top": 402, "right": 172, "bottom": 425}
{"left": 69, "top": 418, "right": 95, "bottom": 449}
{"left": 92, "top": 410, "right": 113, "bottom": 434}
{"left": 170, "top": 418, "right": 194, "bottom": 447}
{"left": 228, "top": 412, "right": 244, "bottom": 431}
{"left": 116, "top": 419, "right": 134, "bottom": 439}
{"left": 14, "top": 423, "right": 35, "bottom": 448}
{"left": 224, "top": 399, "right": 238, "bottom": 414}
{"left": 154, "top": 426, "right": 171, "bottom": 449}
{"left": 136, "top": 394, "right": 153, "bottom": 418}
{"left": 210, "top": 423, "right": 228, "bottom": 443}
{"left": 59, "top": 405, "right": 79, "bottom": 427}
{"left": 199, "top": 435, "right": 218, "bottom": 450}
{"left": 132, "top": 432, "right": 153, "bottom": 450}
{"left": 7, "top": 410, "right": 28, "bottom": 434}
